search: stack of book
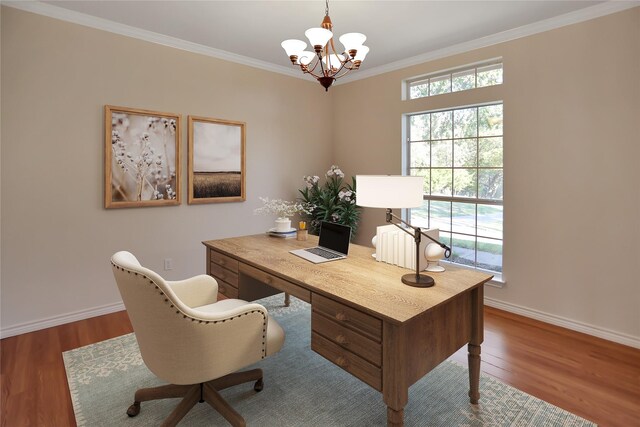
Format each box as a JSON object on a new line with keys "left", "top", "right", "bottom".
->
{"left": 267, "top": 228, "right": 296, "bottom": 238}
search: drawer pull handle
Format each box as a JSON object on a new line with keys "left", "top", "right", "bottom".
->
{"left": 265, "top": 276, "right": 273, "bottom": 285}
{"left": 219, "top": 259, "right": 226, "bottom": 265}
{"left": 336, "top": 356, "right": 349, "bottom": 368}
{"left": 335, "top": 312, "right": 347, "bottom": 321}
{"left": 335, "top": 335, "right": 348, "bottom": 345}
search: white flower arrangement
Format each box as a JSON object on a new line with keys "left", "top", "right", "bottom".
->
{"left": 254, "top": 197, "right": 311, "bottom": 219}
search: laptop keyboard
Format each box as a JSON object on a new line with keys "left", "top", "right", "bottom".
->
{"left": 305, "top": 247, "right": 342, "bottom": 260}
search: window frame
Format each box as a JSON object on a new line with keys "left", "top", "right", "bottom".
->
{"left": 405, "top": 58, "right": 503, "bottom": 100}
{"left": 404, "top": 102, "right": 504, "bottom": 278}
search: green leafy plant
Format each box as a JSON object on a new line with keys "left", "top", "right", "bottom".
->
{"left": 298, "top": 165, "right": 360, "bottom": 239}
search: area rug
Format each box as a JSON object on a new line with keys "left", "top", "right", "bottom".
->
{"left": 64, "top": 295, "right": 595, "bottom": 426}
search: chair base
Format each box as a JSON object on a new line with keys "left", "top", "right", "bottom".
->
{"left": 127, "top": 368, "right": 263, "bottom": 427}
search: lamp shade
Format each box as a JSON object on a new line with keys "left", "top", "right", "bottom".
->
{"left": 339, "top": 32, "right": 366, "bottom": 52}
{"left": 305, "top": 27, "right": 333, "bottom": 48}
{"left": 356, "top": 175, "right": 424, "bottom": 208}
{"left": 281, "top": 39, "right": 307, "bottom": 58}
{"left": 323, "top": 54, "right": 345, "bottom": 69}
{"left": 354, "top": 45, "right": 369, "bottom": 61}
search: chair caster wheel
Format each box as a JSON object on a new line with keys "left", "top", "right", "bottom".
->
{"left": 127, "top": 402, "right": 141, "bottom": 417}
{"left": 254, "top": 378, "right": 264, "bottom": 392}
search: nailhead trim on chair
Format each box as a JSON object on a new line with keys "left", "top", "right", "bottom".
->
{"left": 111, "top": 262, "right": 268, "bottom": 357}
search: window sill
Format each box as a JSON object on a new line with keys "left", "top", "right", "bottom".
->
{"left": 439, "top": 260, "right": 505, "bottom": 288}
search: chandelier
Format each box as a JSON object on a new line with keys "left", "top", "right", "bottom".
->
{"left": 281, "top": 0, "right": 369, "bottom": 91}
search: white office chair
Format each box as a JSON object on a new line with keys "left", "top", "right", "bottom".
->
{"left": 111, "top": 251, "right": 285, "bottom": 427}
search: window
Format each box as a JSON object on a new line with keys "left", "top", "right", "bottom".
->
{"left": 407, "top": 103, "right": 503, "bottom": 273}
{"left": 407, "top": 61, "right": 503, "bottom": 100}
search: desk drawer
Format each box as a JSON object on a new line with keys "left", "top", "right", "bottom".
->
{"left": 216, "top": 279, "right": 239, "bottom": 299}
{"left": 210, "top": 250, "right": 239, "bottom": 272}
{"left": 312, "top": 311, "right": 381, "bottom": 366}
{"left": 312, "top": 294, "right": 382, "bottom": 342}
{"left": 312, "top": 332, "right": 381, "bottom": 391}
{"left": 239, "top": 263, "right": 311, "bottom": 303}
{"left": 210, "top": 263, "right": 239, "bottom": 287}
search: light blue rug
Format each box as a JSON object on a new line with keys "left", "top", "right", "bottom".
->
{"left": 63, "top": 295, "right": 595, "bottom": 426}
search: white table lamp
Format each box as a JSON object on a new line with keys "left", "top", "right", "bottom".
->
{"left": 356, "top": 175, "right": 451, "bottom": 287}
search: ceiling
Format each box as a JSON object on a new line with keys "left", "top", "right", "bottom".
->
{"left": 31, "top": 1, "right": 619, "bottom": 76}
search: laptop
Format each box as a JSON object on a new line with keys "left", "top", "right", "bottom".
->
{"left": 290, "top": 221, "right": 351, "bottom": 264}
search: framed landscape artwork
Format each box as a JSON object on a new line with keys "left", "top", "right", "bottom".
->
{"left": 188, "top": 116, "right": 246, "bottom": 204}
{"left": 104, "top": 105, "right": 181, "bottom": 208}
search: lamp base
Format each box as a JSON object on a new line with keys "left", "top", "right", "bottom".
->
{"left": 401, "top": 273, "right": 435, "bottom": 288}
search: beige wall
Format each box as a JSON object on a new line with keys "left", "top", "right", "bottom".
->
{"left": 0, "top": 7, "right": 332, "bottom": 333}
{"left": 2, "top": 6, "right": 639, "bottom": 345}
{"left": 332, "top": 8, "right": 640, "bottom": 342}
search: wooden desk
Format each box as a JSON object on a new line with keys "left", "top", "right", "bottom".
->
{"left": 203, "top": 234, "right": 493, "bottom": 426}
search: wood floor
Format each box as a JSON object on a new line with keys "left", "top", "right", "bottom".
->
{"left": 1, "top": 303, "right": 639, "bottom": 426}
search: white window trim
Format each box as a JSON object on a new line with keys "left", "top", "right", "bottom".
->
{"left": 403, "top": 57, "right": 503, "bottom": 100}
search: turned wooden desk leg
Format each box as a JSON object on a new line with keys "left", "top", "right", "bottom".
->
{"left": 468, "top": 285, "right": 484, "bottom": 404}
{"left": 468, "top": 344, "right": 481, "bottom": 404}
{"left": 383, "top": 322, "right": 408, "bottom": 427}
{"left": 387, "top": 407, "right": 404, "bottom": 426}
{"left": 284, "top": 293, "right": 290, "bottom": 307}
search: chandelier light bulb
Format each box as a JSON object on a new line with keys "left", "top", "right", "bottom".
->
{"left": 305, "top": 27, "right": 333, "bottom": 49}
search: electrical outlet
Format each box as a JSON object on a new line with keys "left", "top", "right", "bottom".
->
{"left": 164, "top": 258, "right": 173, "bottom": 270}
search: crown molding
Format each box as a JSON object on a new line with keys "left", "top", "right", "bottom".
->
{"left": 347, "top": 1, "right": 640, "bottom": 83}
{"left": 3, "top": 1, "right": 638, "bottom": 86}
{"left": 2, "top": 0, "right": 305, "bottom": 81}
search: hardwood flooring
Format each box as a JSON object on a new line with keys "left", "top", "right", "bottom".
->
{"left": 1, "top": 304, "right": 638, "bottom": 426}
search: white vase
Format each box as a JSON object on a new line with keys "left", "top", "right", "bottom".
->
{"left": 275, "top": 217, "right": 291, "bottom": 232}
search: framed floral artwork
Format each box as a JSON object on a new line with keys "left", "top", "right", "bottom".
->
{"left": 105, "top": 106, "right": 181, "bottom": 208}
{"left": 188, "top": 116, "right": 246, "bottom": 204}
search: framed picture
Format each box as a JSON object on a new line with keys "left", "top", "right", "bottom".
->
{"left": 105, "top": 105, "right": 181, "bottom": 208}
{"left": 188, "top": 116, "right": 246, "bottom": 204}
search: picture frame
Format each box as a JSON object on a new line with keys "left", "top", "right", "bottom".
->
{"left": 188, "top": 116, "right": 246, "bottom": 204}
{"left": 105, "top": 105, "right": 181, "bottom": 208}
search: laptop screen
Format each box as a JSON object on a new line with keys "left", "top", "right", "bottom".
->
{"left": 318, "top": 221, "right": 351, "bottom": 255}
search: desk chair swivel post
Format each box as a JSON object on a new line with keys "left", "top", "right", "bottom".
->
{"left": 111, "top": 251, "right": 285, "bottom": 427}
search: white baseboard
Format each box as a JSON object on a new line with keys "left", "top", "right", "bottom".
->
{"left": 3, "top": 296, "right": 638, "bottom": 350}
{"left": 0, "top": 301, "right": 125, "bottom": 339}
{"left": 484, "top": 297, "right": 640, "bottom": 349}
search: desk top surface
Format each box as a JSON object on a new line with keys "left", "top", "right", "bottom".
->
{"left": 204, "top": 234, "right": 493, "bottom": 324}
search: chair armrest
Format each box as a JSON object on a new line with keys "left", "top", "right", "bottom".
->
{"left": 166, "top": 275, "right": 218, "bottom": 308}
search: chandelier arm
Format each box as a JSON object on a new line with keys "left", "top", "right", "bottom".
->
{"left": 330, "top": 58, "right": 352, "bottom": 78}
{"left": 334, "top": 66, "right": 355, "bottom": 80}
{"left": 317, "top": 51, "right": 328, "bottom": 77}
{"left": 303, "top": 68, "right": 326, "bottom": 80}
{"left": 304, "top": 58, "right": 322, "bottom": 75}
{"left": 301, "top": 57, "right": 327, "bottom": 79}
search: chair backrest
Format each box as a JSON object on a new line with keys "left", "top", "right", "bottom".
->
{"left": 110, "top": 251, "right": 267, "bottom": 385}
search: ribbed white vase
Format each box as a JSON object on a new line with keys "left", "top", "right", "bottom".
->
{"left": 275, "top": 217, "right": 291, "bottom": 232}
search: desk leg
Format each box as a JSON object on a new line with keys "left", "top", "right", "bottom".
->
{"left": 468, "top": 285, "right": 484, "bottom": 404}
{"left": 284, "top": 293, "right": 290, "bottom": 307}
{"left": 382, "top": 322, "right": 408, "bottom": 427}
